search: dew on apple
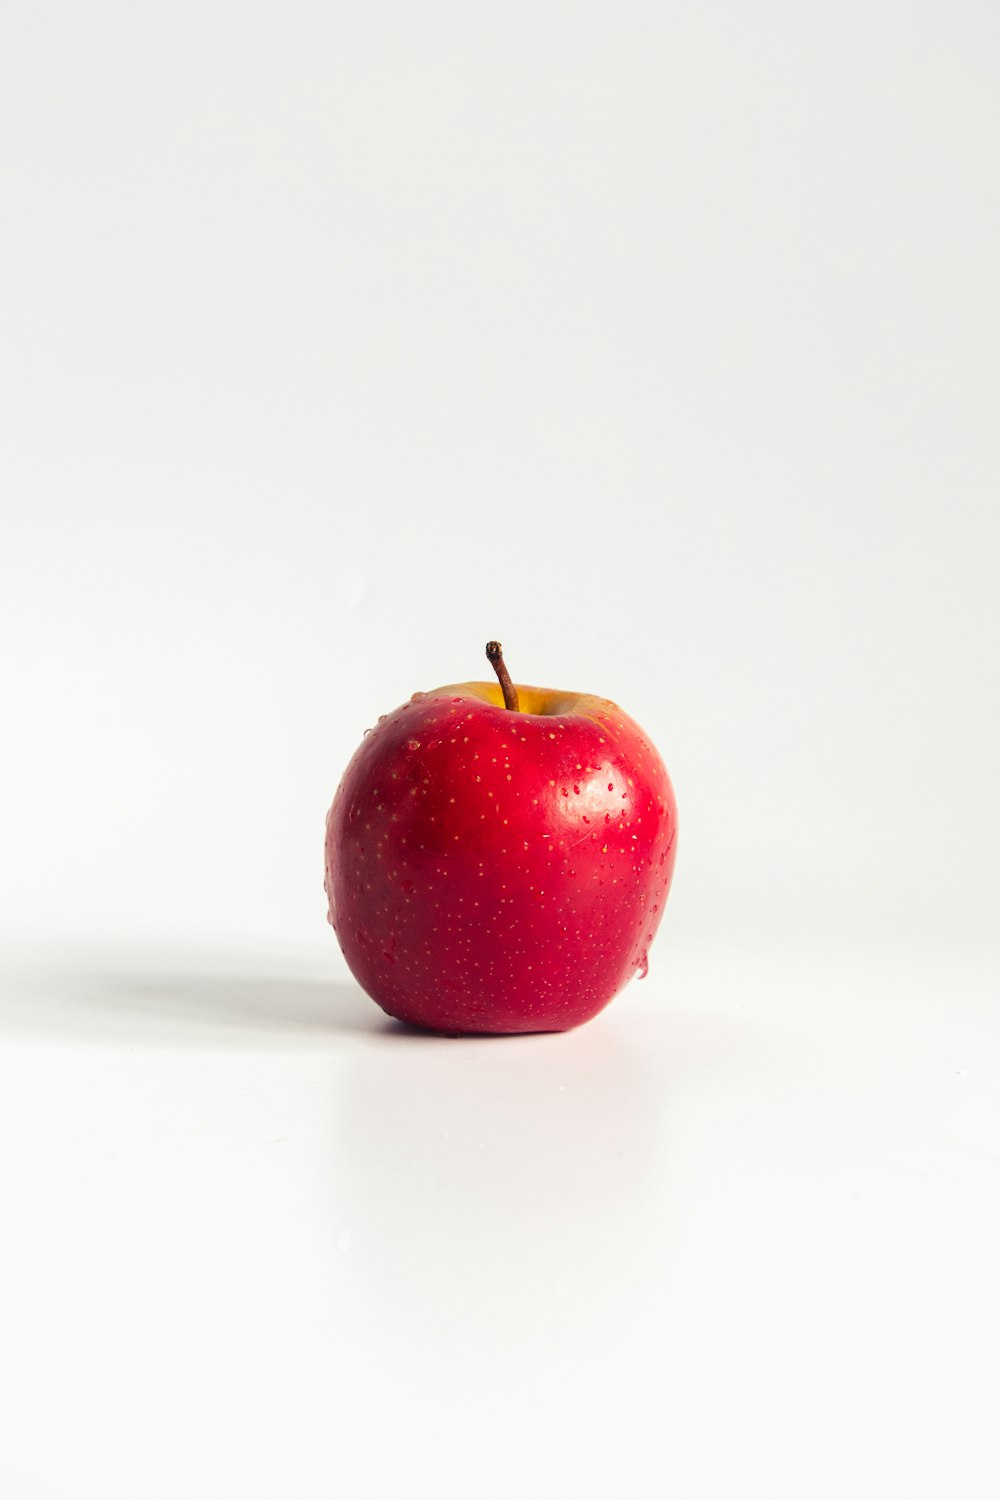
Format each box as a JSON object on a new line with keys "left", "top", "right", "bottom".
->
{"left": 324, "top": 640, "right": 677, "bottom": 1033}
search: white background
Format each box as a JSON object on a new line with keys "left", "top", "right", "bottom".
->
{"left": 2, "top": 3, "right": 998, "bottom": 1496}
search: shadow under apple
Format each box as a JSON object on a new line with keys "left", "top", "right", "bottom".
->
{"left": 2, "top": 957, "right": 383, "bottom": 1049}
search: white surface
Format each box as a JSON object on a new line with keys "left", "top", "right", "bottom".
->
{"left": 2, "top": 1, "right": 999, "bottom": 1495}
{"left": 1, "top": 937, "right": 997, "bottom": 1497}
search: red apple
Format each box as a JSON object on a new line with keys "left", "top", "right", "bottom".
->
{"left": 324, "top": 644, "right": 677, "bottom": 1033}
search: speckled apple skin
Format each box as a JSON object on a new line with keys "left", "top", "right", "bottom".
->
{"left": 324, "top": 683, "right": 678, "bottom": 1034}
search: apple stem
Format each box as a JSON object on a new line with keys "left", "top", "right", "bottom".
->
{"left": 485, "top": 641, "right": 520, "bottom": 712}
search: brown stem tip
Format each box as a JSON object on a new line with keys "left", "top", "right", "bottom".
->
{"left": 485, "top": 640, "right": 520, "bottom": 713}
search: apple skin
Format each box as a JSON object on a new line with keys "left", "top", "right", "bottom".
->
{"left": 324, "top": 680, "right": 677, "bottom": 1034}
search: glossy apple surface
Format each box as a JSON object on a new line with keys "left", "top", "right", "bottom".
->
{"left": 324, "top": 677, "right": 677, "bottom": 1033}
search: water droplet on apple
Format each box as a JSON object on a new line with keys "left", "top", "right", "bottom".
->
{"left": 401, "top": 879, "right": 414, "bottom": 894}
{"left": 407, "top": 739, "right": 421, "bottom": 751}
{"left": 637, "top": 952, "right": 649, "bottom": 979}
